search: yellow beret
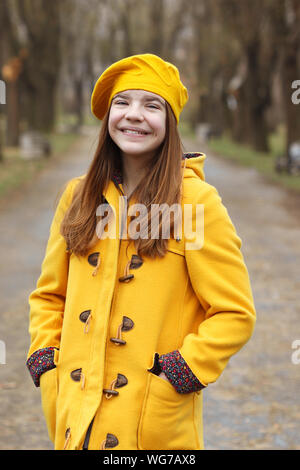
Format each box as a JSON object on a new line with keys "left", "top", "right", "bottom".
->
{"left": 91, "top": 53, "right": 188, "bottom": 123}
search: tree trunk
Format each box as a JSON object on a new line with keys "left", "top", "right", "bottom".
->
{"left": 243, "top": 41, "right": 270, "bottom": 152}
{"left": 17, "top": 0, "right": 61, "bottom": 132}
{"left": 74, "top": 78, "right": 84, "bottom": 128}
{"left": 232, "top": 84, "right": 249, "bottom": 144}
{"left": 119, "top": 0, "right": 134, "bottom": 57}
{"left": 0, "top": 2, "right": 4, "bottom": 161}
{"left": 1, "top": 0, "right": 21, "bottom": 149}
{"left": 33, "top": 78, "right": 56, "bottom": 132}
{"left": 6, "top": 81, "right": 20, "bottom": 146}
{"left": 148, "top": 0, "right": 164, "bottom": 55}
{"left": 281, "top": 2, "right": 300, "bottom": 158}
{"left": 0, "top": 105, "right": 4, "bottom": 161}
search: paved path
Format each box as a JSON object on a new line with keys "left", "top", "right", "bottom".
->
{"left": 0, "top": 130, "right": 299, "bottom": 449}
{"left": 198, "top": 143, "right": 300, "bottom": 450}
{"left": 0, "top": 127, "right": 99, "bottom": 450}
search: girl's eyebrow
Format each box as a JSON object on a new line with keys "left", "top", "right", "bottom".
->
{"left": 144, "top": 96, "right": 165, "bottom": 105}
{"left": 112, "top": 93, "right": 128, "bottom": 101}
{"left": 112, "top": 93, "right": 165, "bottom": 105}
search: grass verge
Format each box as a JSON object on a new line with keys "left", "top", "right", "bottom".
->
{"left": 0, "top": 131, "right": 79, "bottom": 199}
{"left": 206, "top": 130, "right": 300, "bottom": 193}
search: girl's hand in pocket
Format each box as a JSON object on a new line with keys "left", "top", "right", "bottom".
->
{"left": 158, "top": 371, "right": 171, "bottom": 383}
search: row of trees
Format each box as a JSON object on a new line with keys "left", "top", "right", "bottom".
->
{"left": 0, "top": 0, "right": 299, "bottom": 161}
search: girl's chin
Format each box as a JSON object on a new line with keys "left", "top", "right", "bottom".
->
{"left": 120, "top": 145, "right": 157, "bottom": 157}
{"left": 121, "top": 151, "right": 155, "bottom": 160}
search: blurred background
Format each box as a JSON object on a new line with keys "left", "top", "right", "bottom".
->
{"left": 0, "top": 0, "right": 300, "bottom": 189}
{"left": 0, "top": 0, "right": 300, "bottom": 450}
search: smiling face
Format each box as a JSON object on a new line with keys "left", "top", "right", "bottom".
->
{"left": 108, "top": 89, "right": 167, "bottom": 161}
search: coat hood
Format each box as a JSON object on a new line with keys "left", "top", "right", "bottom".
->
{"left": 182, "top": 152, "right": 206, "bottom": 182}
{"left": 111, "top": 152, "right": 206, "bottom": 192}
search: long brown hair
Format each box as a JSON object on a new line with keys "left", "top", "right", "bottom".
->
{"left": 60, "top": 103, "right": 185, "bottom": 259}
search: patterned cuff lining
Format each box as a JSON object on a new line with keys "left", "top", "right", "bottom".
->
{"left": 159, "top": 350, "right": 206, "bottom": 394}
{"left": 26, "top": 347, "right": 58, "bottom": 387}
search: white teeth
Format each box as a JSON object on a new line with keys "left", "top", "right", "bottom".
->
{"left": 122, "top": 129, "right": 147, "bottom": 135}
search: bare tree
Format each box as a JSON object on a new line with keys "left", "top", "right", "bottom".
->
{"left": 214, "top": 0, "right": 281, "bottom": 152}
{"left": 275, "top": 0, "right": 300, "bottom": 158}
{"left": 60, "top": 0, "right": 104, "bottom": 127}
{"left": 116, "top": 0, "right": 138, "bottom": 57}
{"left": 99, "top": 0, "right": 189, "bottom": 61}
{"left": 218, "top": 0, "right": 300, "bottom": 156}
{"left": 11, "top": 0, "right": 62, "bottom": 132}
{"left": 0, "top": 0, "right": 23, "bottom": 147}
{"left": 147, "top": 0, "right": 165, "bottom": 56}
{"left": 0, "top": 1, "right": 7, "bottom": 159}
{"left": 163, "top": 0, "right": 191, "bottom": 60}
{"left": 187, "top": 0, "right": 233, "bottom": 131}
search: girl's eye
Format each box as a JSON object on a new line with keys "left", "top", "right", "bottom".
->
{"left": 114, "top": 100, "right": 128, "bottom": 105}
{"left": 147, "top": 104, "right": 159, "bottom": 109}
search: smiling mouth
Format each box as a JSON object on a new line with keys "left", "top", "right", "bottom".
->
{"left": 120, "top": 128, "right": 150, "bottom": 135}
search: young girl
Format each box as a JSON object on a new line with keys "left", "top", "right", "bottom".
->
{"left": 26, "top": 54, "right": 256, "bottom": 451}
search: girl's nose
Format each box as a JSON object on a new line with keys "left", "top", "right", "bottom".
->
{"left": 125, "top": 104, "right": 144, "bottom": 121}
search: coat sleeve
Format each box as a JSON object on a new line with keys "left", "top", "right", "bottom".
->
{"left": 26, "top": 177, "right": 79, "bottom": 387}
{"left": 159, "top": 183, "right": 256, "bottom": 393}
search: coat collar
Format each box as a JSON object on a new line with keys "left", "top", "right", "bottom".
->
{"left": 111, "top": 152, "right": 205, "bottom": 189}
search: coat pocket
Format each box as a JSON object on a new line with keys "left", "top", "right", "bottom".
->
{"left": 40, "top": 367, "right": 58, "bottom": 443}
{"left": 138, "top": 371, "right": 199, "bottom": 450}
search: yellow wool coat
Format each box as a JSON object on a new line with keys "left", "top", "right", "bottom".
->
{"left": 27, "top": 153, "right": 256, "bottom": 450}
